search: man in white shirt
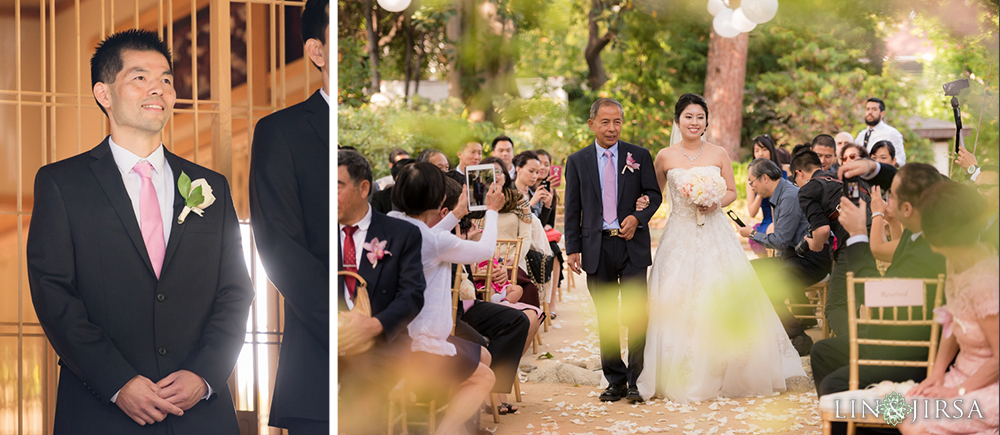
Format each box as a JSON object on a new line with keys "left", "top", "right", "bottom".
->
{"left": 854, "top": 97, "right": 906, "bottom": 165}
{"left": 27, "top": 29, "right": 253, "bottom": 435}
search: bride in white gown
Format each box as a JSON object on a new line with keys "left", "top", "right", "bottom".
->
{"left": 636, "top": 94, "right": 804, "bottom": 403}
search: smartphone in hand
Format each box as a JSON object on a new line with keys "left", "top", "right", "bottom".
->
{"left": 726, "top": 210, "right": 746, "bottom": 227}
{"left": 550, "top": 165, "right": 563, "bottom": 187}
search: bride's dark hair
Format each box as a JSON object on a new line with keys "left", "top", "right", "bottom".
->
{"left": 674, "top": 93, "right": 709, "bottom": 127}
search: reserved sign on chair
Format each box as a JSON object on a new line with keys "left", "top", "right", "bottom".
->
{"left": 864, "top": 280, "right": 925, "bottom": 307}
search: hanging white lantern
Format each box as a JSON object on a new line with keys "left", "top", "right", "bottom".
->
{"left": 377, "top": 0, "right": 411, "bottom": 13}
{"left": 731, "top": 7, "right": 758, "bottom": 33}
{"left": 707, "top": 0, "right": 726, "bottom": 16}
{"left": 741, "top": 0, "right": 778, "bottom": 24}
{"left": 712, "top": 8, "right": 741, "bottom": 38}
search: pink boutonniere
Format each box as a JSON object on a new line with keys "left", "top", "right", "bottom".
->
{"left": 363, "top": 238, "right": 392, "bottom": 268}
{"left": 622, "top": 152, "right": 641, "bottom": 174}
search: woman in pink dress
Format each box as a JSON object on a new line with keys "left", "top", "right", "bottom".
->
{"left": 902, "top": 181, "right": 998, "bottom": 435}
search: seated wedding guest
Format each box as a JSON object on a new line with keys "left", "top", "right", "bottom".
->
{"left": 791, "top": 150, "right": 859, "bottom": 338}
{"left": 745, "top": 135, "right": 783, "bottom": 257}
{"left": 249, "top": 1, "right": 330, "bottom": 432}
{"left": 337, "top": 150, "right": 425, "bottom": 434}
{"left": 439, "top": 178, "right": 539, "bottom": 417}
{"left": 830, "top": 132, "right": 854, "bottom": 173}
{"left": 740, "top": 158, "right": 830, "bottom": 354}
{"left": 418, "top": 147, "right": 451, "bottom": 172}
{"left": 869, "top": 140, "right": 897, "bottom": 167}
{"left": 480, "top": 156, "right": 545, "bottom": 308}
{"left": 811, "top": 134, "right": 838, "bottom": 172}
{"left": 491, "top": 135, "right": 516, "bottom": 179}
{"left": 370, "top": 158, "right": 415, "bottom": 213}
{"left": 900, "top": 181, "right": 998, "bottom": 435}
{"left": 375, "top": 147, "right": 411, "bottom": 191}
{"left": 389, "top": 162, "right": 504, "bottom": 435}
{"left": 775, "top": 146, "right": 792, "bottom": 174}
{"left": 453, "top": 139, "right": 484, "bottom": 176}
{"left": 810, "top": 163, "right": 947, "bottom": 435}
{"left": 791, "top": 143, "right": 812, "bottom": 159}
{"left": 513, "top": 152, "right": 558, "bottom": 307}
{"left": 839, "top": 142, "right": 869, "bottom": 166}
{"left": 975, "top": 165, "right": 999, "bottom": 250}
{"left": 27, "top": 29, "right": 255, "bottom": 435}
{"left": 533, "top": 149, "right": 564, "bottom": 318}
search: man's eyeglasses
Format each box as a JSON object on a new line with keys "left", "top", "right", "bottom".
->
{"left": 748, "top": 175, "right": 760, "bottom": 188}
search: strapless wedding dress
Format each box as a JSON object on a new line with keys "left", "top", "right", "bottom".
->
{"left": 636, "top": 166, "right": 805, "bottom": 403}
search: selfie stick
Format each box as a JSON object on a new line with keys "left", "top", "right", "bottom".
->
{"left": 952, "top": 96, "right": 962, "bottom": 154}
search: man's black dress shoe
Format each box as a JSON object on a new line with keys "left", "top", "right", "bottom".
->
{"left": 599, "top": 384, "right": 628, "bottom": 402}
{"left": 625, "top": 387, "right": 643, "bottom": 403}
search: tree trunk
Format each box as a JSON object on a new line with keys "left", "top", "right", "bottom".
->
{"left": 585, "top": 0, "right": 612, "bottom": 90}
{"left": 703, "top": 29, "right": 749, "bottom": 160}
{"left": 362, "top": 0, "right": 381, "bottom": 95}
{"left": 403, "top": 15, "right": 414, "bottom": 102}
{"left": 414, "top": 37, "right": 424, "bottom": 97}
{"left": 446, "top": 0, "right": 466, "bottom": 99}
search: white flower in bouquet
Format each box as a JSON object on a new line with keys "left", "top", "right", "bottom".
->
{"left": 679, "top": 167, "right": 726, "bottom": 226}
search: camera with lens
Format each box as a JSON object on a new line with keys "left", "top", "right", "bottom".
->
{"left": 943, "top": 78, "right": 970, "bottom": 97}
{"left": 795, "top": 233, "right": 812, "bottom": 257}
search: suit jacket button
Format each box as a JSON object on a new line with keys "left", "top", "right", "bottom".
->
{"left": 382, "top": 290, "right": 387, "bottom": 293}
{"left": 158, "top": 347, "right": 167, "bottom": 356}
{"left": 156, "top": 293, "right": 165, "bottom": 302}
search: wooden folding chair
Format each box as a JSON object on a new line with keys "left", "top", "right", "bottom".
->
{"left": 785, "top": 277, "right": 831, "bottom": 339}
{"left": 819, "top": 272, "right": 945, "bottom": 435}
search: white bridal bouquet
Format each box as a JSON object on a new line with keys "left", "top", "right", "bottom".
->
{"left": 679, "top": 167, "right": 726, "bottom": 226}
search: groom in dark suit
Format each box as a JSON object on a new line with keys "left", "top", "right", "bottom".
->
{"left": 249, "top": 0, "right": 329, "bottom": 433}
{"left": 564, "top": 98, "right": 662, "bottom": 402}
{"left": 27, "top": 30, "right": 254, "bottom": 434}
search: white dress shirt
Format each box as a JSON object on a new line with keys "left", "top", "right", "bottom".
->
{"left": 339, "top": 205, "right": 372, "bottom": 310}
{"left": 855, "top": 120, "right": 906, "bottom": 166}
{"left": 108, "top": 137, "right": 174, "bottom": 244}
{"left": 107, "top": 138, "right": 213, "bottom": 402}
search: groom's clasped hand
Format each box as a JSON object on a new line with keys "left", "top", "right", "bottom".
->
{"left": 115, "top": 370, "right": 207, "bottom": 426}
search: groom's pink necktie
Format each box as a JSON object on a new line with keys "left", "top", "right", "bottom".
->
{"left": 602, "top": 149, "right": 617, "bottom": 225}
{"left": 134, "top": 161, "right": 165, "bottom": 278}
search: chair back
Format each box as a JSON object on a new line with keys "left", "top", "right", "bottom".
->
{"left": 337, "top": 270, "right": 374, "bottom": 355}
{"left": 472, "top": 238, "right": 523, "bottom": 300}
{"left": 845, "top": 272, "right": 945, "bottom": 390}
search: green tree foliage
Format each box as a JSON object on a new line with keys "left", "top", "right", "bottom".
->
{"left": 744, "top": 25, "right": 932, "bottom": 163}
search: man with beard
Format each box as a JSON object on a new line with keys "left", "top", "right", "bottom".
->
{"left": 854, "top": 97, "right": 906, "bottom": 165}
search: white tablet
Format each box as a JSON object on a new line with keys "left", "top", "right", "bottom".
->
{"left": 466, "top": 164, "right": 496, "bottom": 212}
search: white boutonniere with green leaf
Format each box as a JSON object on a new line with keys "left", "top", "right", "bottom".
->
{"left": 177, "top": 171, "right": 216, "bottom": 224}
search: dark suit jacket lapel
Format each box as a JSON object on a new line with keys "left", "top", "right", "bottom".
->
{"left": 358, "top": 212, "right": 384, "bottom": 295}
{"left": 89, "top": 138, "right": 156, "bottom": 277}
{"left": 161, "top": 150, "right": 188, "bottom": 275}
{"left": 583, "top": 143, "right": 602, "bottom": 201}
{"left": 304, "top": 90, "right": 329, "bottom": 145}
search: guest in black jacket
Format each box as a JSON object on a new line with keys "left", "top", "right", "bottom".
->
{"left": 811, "top": 163, "right": 947, "bottom": 435}
{"left": 370, "top": 158, "right": 416, "bottom": 213}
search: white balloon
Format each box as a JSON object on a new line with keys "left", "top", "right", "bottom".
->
{"left": 732, "top": 7, "right": 758, "bottom": 33}
{"left": 712, "top": 8, "right": 741, "bottom": 38}
{"left": 741, "top": 0, "right": 778, "bottom": 24}
{"left": 377, "top": 0, "right": 411, "bottom": 13}
{"left": 707, "top": 0, "right": 726, "bottom": 16}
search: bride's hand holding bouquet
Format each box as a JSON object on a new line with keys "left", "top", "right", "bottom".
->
{"left": 679, "top": 167, "right": 726, "bottom": 226}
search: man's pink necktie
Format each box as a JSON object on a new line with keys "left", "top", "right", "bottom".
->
{"left": 602, "top": 149, "right": 617, "bottom": 225}
{"left": 134, "top": 161, "right": 165, "bottom": 278}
